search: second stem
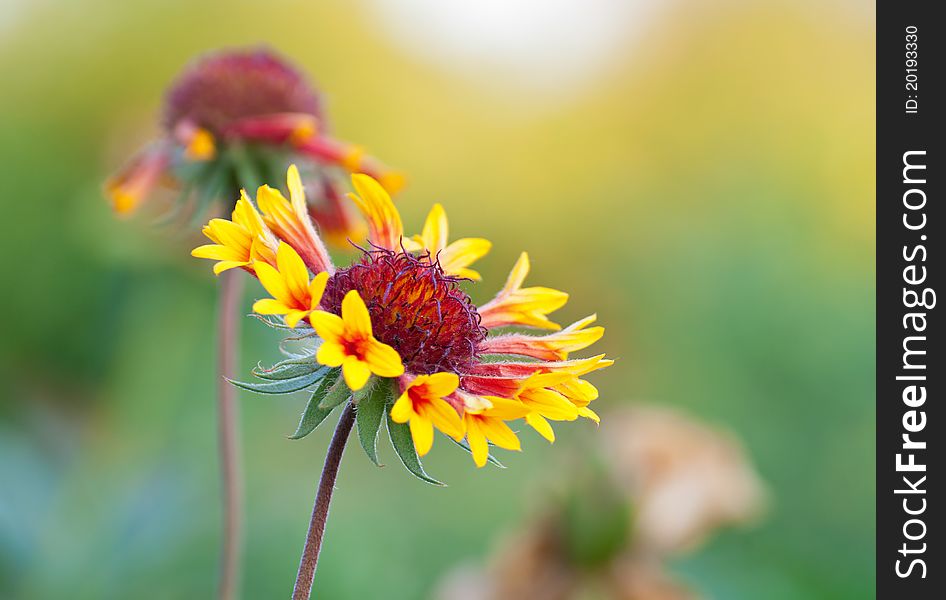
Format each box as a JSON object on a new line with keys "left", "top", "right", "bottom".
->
{"left": 217, "top": 269, "right": 244, "bottom": 600}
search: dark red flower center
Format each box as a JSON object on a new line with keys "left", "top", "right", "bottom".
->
{"left": 162, "top": 49, "right": 323, "bottom": 133}
{"left": 322, "top": 250, "right": 486, "bottom": 374}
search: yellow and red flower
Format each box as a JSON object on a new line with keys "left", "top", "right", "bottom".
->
{"left": 255, "top": 165, "right": 333, "bottom": 275}
{"left": 191, "top": 190, "right": 278, "bottom": 274}
{"left": 309, "top": 290, "right": 404, "bottom": 391}
{"left": 478, "top": 314, "right": 604, "bottom": 361}
{"left": 478, "top": 252, "right": 570, "bottom": 330}
{"left": 196, "top": 165, "right": 610, "bottom": 472}
{"left": 252, "top": 243, "right": 329, "bottom": 328}
{"left": 105, "top": 48, "right": 402, "bottom": 243}
{"left": 460, "top": 394, "right": 529, "bottom": 467}
{"left": 391, "top": 373, "right": 465, "bottom": 456}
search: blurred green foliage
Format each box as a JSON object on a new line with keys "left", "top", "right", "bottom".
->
{"left": 0, "top": 0, "right": 873, "bottom": 598}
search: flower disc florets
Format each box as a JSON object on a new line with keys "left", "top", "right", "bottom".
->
{"left": 322, "top": 249, "right": 487, "bottom": 375}
{"left": 163, "top": 49, "right": 323, "bottom": 133}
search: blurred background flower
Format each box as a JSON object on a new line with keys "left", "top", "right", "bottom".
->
{"left": 0, "top": 0, "right": 873, "bottom": 598}
{"left": 106, "top": 46, "right": 401, "bottom": 243}
{"left": 433, "top": 405, "right": 766, "bottom": 600}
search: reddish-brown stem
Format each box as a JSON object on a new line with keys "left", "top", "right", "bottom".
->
{"left": 292, "top": 402, "right": 356, "bottom": 600}
{"left": 217, "top": 270, "right": 244, "bottom": 600}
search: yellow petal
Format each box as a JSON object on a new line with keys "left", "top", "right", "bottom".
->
{"left": 439, "top": 238, "right": 491, "bottom": 278}
{"left": 419, "top": 203, "right": 448, "bottom": 253}
{"left": 522, "top": 371, "right": 574, "bottom": 390}
{"left": 456, "top": 267, "right": 484, "bottom": 281}
{"left": 364, "top": 340, "right": 405, "bottom": 378}
{"left": 458, "top": 392, "right": 493, "bottom": 413}
{"left": 466, "top": 420, "right": 489, "bottom": 468}
{"left": 342, "top": 356, "right": 372, "bottom": 391}
{"left": 480, "top": 418, "right": 521, "bottom": 451}
{"left": 390, "top": 392, "right": 414, "bottom": 423}
{"left": 521, "top": 388, "right": 579, "bottom": 421}
{"left": 191, "top": 244, "right": 245, "bottom": 261}
{"left": 479, "top": 252, "right": 569, "bottom": 330}
{"left": 212, "top": 260, "right": 250, "bottom": 275}
{"left": 526, "top": 413, "right": 555, "bottom": 443}
{"left": 256, "top": 185, "right": 291, "bottom": 219}
{"left": 349, "top": 174, "right": 403, "bottom": 250}
{"left": 422, "top": 372, "right": 460, "bottom": 397}
{"left": 555, "top": 378, "right": 599, "bottom": 406}
{"left": 425, "top": 398, "right": 465, "bottom": 441}
{"left": 252, "top": 298, "right": 289, "bottom": 316}
{"left": 207, "top": 218, "right": 251, "bottom": 250}
{"left": 577, "top": 406, "right": 600, "bottom": 424}
{"left": 402, "top": 236, "right": 424, "bottom": 252}
{"left": 566, "top": 314, "right": 598, "bottom": 331}
{"left": 503, "top": 252, "right": 530, "bottom": 294}
{"left": 283, "top": 309, "right": 310, "bottom": 329}
{"left": 410, "top": 415, "right": 435, "bottom": 456}
{"left": 341, "top": 290, "right": 373, "bottom": 338}
{"left": 286, "top": 164, "right": 307, "bottom": 214}
{"left": 309, "top": 310, "right": 345, "bottom": 343}
{"left": 276, "top": 243, "right": 311, "bottom": 307}
{"left": 254, "top": 261, "right": 292, "bottom": 305}
{"left": 482, "top": 396, "right": 530, "bottom": 420}
{"left": 509, "top": 287, "right": 570, "bottom": 312}
{"left": 308, "top": 271, "right": 329, "bottom": 310}
{"left": 249, "top": 237, "right": 278, "bottom": 267}
{"left": 316, "top": 341, "right": 347, "bottom": 367}
{"left": 233, "top": 191, "right": 270, "bottom": 238}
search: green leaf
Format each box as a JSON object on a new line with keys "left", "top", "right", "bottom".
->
{"left": 449, "top": 437, "right": 506, "bottom": 469}
{"left": 356, "top": 379, "right": 394, "bottom": 466}
{"left": 290, "top": 383, "right": 345, "bottom": 440}
{"left": 317, "top": 373, "right": 352, "bottom": 410}
{"left": 227, "top": 366, "right": 329, "bottom": 395}
{"left": 252, "top": 360, "right": 322, "bottom": 381}
{"left": 386, "top": 414, "right": 445, "bottom": 486}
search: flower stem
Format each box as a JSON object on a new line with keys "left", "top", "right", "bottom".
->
{"left": 217, "top": 270, "right": 244, "bottom": 600}
{"left": 292, "top": 402, "right": 356, "bottom": 600}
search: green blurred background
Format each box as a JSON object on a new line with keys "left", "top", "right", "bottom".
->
{"left": 0, "top": 0, "right": 874, "bottom": 598}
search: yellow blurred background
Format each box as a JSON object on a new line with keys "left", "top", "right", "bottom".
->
{"left": 0, "top": 0, "right": 874, "bottom": 598}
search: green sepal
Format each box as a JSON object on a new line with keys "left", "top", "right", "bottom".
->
{"left": 154, "top": 181, "right": 194, "bottom": 228}
{"left": 251, "top": 359, "right": 321, "bottom": 381}
{"left": 289, "top": 371, "right": 348, "bottom": 440}
{"left": 227, "top": 365, "right": 329, "bottom": 395}
{"left": 355, "top": 378, "right": 394, "bottom": 466}
{"left": 317, "top": 372, "right": 352, "bottom": 410}
{"left": 227, "top": 142, "right": 264, "bottom": 192}
{"left": 188, "top": 161, "right": 229, "bottom": 227}
{"left": 449, "top": 437, "right": 506, "bottom": 469}
{"left": 248, "top": 314, "right": 297, "bottom": 330}
{"left": 385, "top": 414, "right": 446, "bottom": 486}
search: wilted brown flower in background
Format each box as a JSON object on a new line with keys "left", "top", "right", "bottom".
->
{"left": 435, "top": 404, "right": 767, "bottom": 600}
{"left": 601, "top": 406, "right": 767, "bottom": 556}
